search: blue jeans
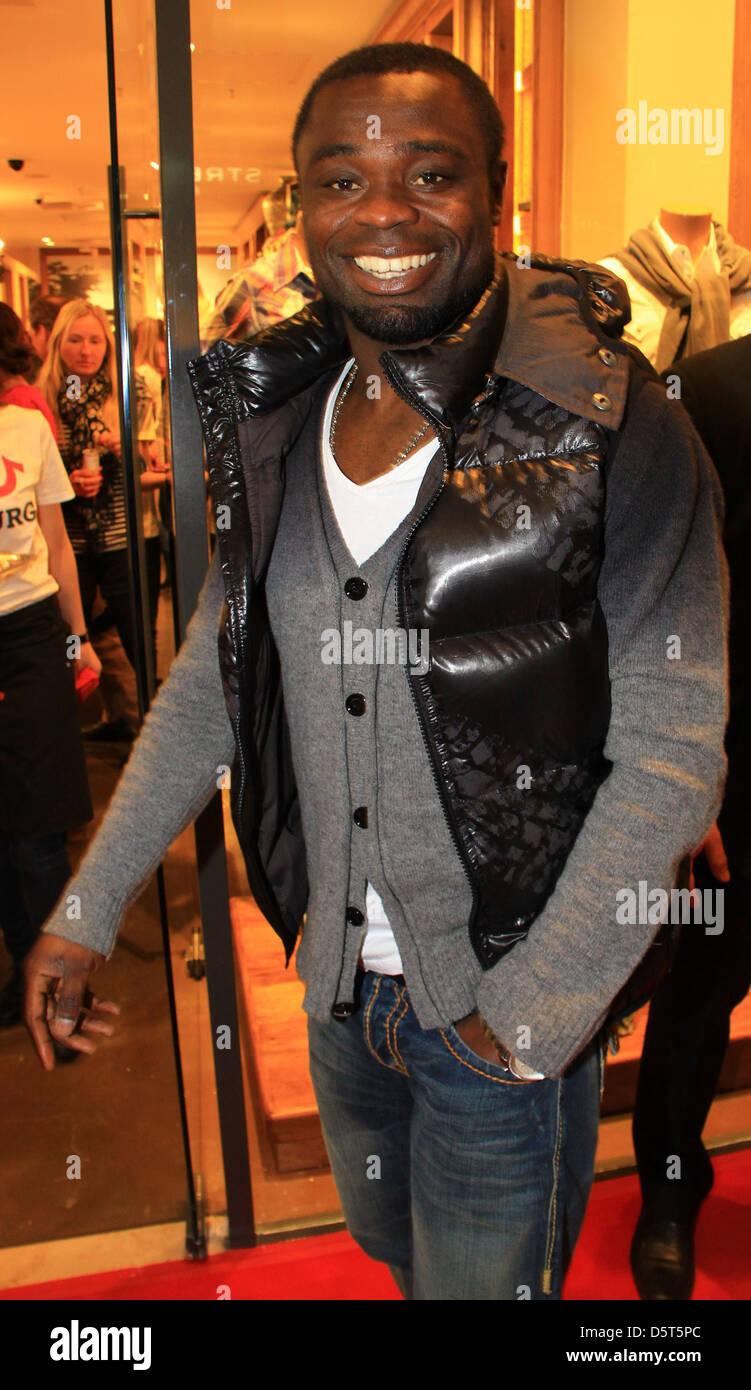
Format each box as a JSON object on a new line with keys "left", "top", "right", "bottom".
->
{"left": 307, "top": 971, "right": 605, "bottom": 1300}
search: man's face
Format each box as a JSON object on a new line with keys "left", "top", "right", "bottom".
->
{"left": 297, "top": 72, "right": 504, "bottom": 345}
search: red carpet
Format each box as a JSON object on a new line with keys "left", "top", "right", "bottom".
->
{"left": 564, "top": 1145, "right": 751, "bottom": 1301}
{"left": 3, "top": 1148, "right": 749, "bottom": 1301}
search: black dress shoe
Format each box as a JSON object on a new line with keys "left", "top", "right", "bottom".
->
{"left": 630, "top": 1210, "right": 695, "bottom": 1300}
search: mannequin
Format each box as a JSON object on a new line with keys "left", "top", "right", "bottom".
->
{"left": 201, "top": 180, "right": 317, "bottom": 349}
{"left": 658, "top": 206, "right": 712, "bottom": 265}
{"left": 290, "top": 209, "right": 311, "bottom": 274}
{"left": 599, "top": 206, "right": 751, "bottom": 370}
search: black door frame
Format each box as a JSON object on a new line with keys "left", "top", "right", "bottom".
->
{"left": 103, "top": 0, "right": 255, "bottom": 1252}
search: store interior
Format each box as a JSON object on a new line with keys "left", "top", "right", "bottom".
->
{"left": 0, "top": 0, "right": 749, "bottom": 1297}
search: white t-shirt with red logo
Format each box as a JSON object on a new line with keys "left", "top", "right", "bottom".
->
{"left": 0, "top": 403, "right": 74, "bottom": 618}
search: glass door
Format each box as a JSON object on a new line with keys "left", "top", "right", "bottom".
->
{"left": 104, "top": 0, "right": 255, "bottom": 1250}
{"left": 0, "top": 0, "right": 201, "bottom": 1254}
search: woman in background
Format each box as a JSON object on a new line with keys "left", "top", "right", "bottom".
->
{"left": 39, "top": 301, "right": 166, "bottom": 732}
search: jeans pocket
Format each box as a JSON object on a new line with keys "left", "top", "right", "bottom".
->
{"left": 441, "top": 1025, "right": 541, "bottom": 1084}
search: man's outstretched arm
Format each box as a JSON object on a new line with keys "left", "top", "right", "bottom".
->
{"left": 476, "top": 381, "right": 729, "bottom": 1078}
{"left": 25, "top": 548, "right": 236, "bottom": 1067}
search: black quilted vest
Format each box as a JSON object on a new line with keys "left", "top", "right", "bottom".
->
{"left": 401, "top": 368, "right": 612, "bottom": 970}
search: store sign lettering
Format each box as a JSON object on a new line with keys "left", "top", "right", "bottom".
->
{"left": 193, "top": 166, "right": 262, "bottom": 183}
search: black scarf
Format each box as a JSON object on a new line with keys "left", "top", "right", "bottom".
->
{"left": 57, "top": 370, "right": 121, "bottom": 545}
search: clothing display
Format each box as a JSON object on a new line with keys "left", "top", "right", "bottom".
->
{"left": 200, "top": 226, "right": 317, "bottom": 349}
{"left": 600, "top": 217, "right": 751, "bottom": 371}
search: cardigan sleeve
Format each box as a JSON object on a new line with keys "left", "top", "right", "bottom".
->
{"left": 42, "top": 548, "right": 236, "bottom": 958}
{"left": 476, "top": 381, "right": 729, "bottom": 1076}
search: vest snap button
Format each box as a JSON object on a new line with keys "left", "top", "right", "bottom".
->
{"left": 592, "top": 392, "right": 612, "bottom": 411}
{"left": 344, "top": 577, "right": 368, "bottom": 600}
{"left": 345, "top": 693, "right": 366, "bottom": 716}
{"left": 346, "top": 905, "right": 364, "bottom": 926}
{"left": 331, "top": 1000, "right": 356, "bottom": 1019}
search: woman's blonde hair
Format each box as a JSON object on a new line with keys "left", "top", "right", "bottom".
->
{"left": 133, "top": 317, "right": 165, "bottom": 373}
{"left": 38, "top": 299, "right": 117, "bottom": 425}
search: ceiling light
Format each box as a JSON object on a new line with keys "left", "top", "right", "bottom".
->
{"left": 41, "top": 236, "right": 54, "bottom": 246}
{"left": 150, "top": 161, "right": 159, "bottom": 171}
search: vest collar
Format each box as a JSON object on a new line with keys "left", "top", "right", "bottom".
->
{"left": 199, "top": 251, "right": 630, "bottom": 433}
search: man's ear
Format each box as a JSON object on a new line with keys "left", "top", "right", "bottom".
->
{"left": 491, "top": 159, "right": 507, "bottom": 226}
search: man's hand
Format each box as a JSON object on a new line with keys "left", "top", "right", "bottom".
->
{"left": 453, "top": 1010, "right": 504, "bottom": 1063}
{"left": 689, "top": 820, "right": 730, "bottom": 892}
{"left": 23, "top": 933, "right": 120, "bottom": 1071}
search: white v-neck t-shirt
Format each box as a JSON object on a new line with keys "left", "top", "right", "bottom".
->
{"left": 321, "top": 358, "right": 440, "bottom": 973}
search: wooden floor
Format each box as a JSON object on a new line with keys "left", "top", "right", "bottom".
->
{"left": 231, "top": 896, "right": 751, "bottom": 1176}
{"left": 601, "top": 989, "right": 751, "bottom": 1115}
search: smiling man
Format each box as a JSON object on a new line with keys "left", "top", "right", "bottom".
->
{"left": 27, "top": 44, "right": 727, "bottom": 1301}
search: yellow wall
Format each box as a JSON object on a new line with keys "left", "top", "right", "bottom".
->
{"left": 562, "top": 0, "right": 736, "bottom": 260}
{"left": 561, "top": 0, "right": 628, "bottom": 260}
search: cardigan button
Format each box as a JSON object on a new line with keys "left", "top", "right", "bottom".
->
{"left": 592, "top": 392, "right": 612, "bottom": 411}
{"left": 345, "top": 693, "right": 366, "bottom": 716}
{"left": 344, "top": 577, "right": 368, "bottom": 600}
{"left": 346, "top": 906, "right": 364, "bottom": 926}
{"left": 598, "top": 347, "right": 617, "bottom": 367}
{"left": 353, "top": 806, "right": 368, "bottom": 828}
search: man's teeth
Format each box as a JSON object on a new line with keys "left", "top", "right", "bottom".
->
{"left": 354, "top": 252, "right": 437, "bottom": 278}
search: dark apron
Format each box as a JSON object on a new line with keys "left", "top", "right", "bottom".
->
{"left": 0, "top": 595, "right": 92, "bottom": 836}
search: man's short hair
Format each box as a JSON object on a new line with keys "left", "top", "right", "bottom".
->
{"left": 292, "top": 42, "right": 505, "bottom": 182}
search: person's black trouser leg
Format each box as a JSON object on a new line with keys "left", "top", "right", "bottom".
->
{"left": 633, "top": 858, "right": 751, "bottom": 1221}
{"left": 0, "top": 831, "right": 71, "bottom": 965}
{"left": 96, "top": 548, "right": 138, "bottom": 670}
{"left": 75, "top": 549, "right": 98, "bottom": 635}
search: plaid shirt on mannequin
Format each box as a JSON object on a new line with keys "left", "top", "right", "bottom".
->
{"left": 200, "top": 228, "right": 317, "bottom": 349}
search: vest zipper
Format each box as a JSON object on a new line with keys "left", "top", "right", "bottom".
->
{"left": 214, "top": 380, "right": 293, "bottom": 947}
{"left": 381, "top": 358, "right": 480, "bottom": 931}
